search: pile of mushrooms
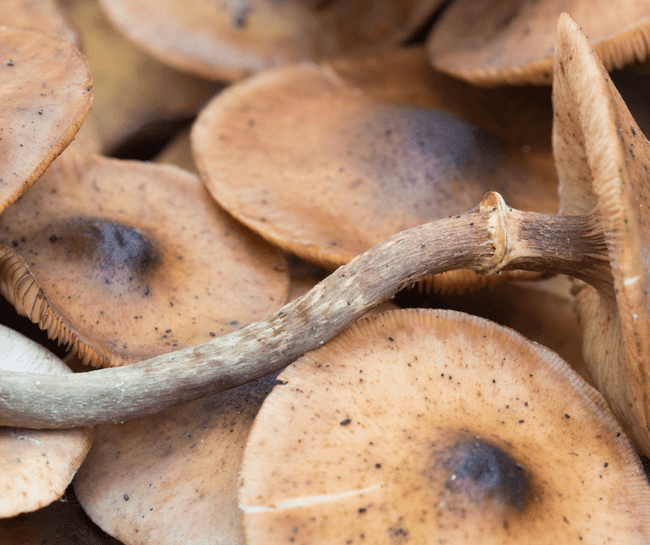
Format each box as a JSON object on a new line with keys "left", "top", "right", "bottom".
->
{"left": 3, "top": 1, "right": 650, "bottom": 542}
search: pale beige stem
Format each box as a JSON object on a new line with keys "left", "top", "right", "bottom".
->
{"left": 0, "top": 193, "right": 611, "bottom": 428}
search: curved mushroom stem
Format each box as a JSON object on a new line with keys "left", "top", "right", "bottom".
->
{"left": 0, "top": 192, "right": 612, "bottom": 428}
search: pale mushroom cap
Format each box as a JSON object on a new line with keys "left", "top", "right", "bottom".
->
{"left": 1, "top": 0, "right": 79, "bottom": 44}
{"left": 73, "top": 372, "right": 280, "bottom": 545}
{"left": 0, "top": 325, "right": 94, "bottom": 518}
{"left": 427, "top": 0, "right": 650, "bottom": 86}
{"left": 98, "top": 0, "right": 444, "bottom": 81}
{"left": 240, "top": 309, "right": 650, "bottom": 544}
{"left": 192, "top": 55, "right": 557, "bottom": 275}
{"left": 0, "top": 26, "right": 93, "bottom": 213}
{"left": 552, "top": 13, "right": 650, "bottom": 455}
{"left": 0, "top": 150, "right": 289, "bottom": 367}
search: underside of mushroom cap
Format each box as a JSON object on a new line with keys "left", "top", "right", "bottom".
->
{"left": 0, "top": 149, "right": 289, "bottom": 367}
{"left": 0, "top": 26, "right": 93, "bottom": 213}
{"left": 240, "top": 309, "right": 650, "bottom": 544}
{"left": 427, "top": 0, "right": 650, "bottom": 86}
{"left": 552, "top": 13, "right": 650, "bottom": 455}
{"left": 98, "top": 0, "right": 444, "bottom": 81}
{"left": 192, "top": 54, "right": 557, "bottom": 293}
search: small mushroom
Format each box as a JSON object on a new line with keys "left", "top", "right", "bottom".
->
{"left": 1, "top": 0, "right": 79, "bottom": 44}
{"left": 240, "top": 309, "right": 650, "bottom": 543}
{"left": 0, "top": 325, "right": 94, "bottom": 518}
{"left": 96, "top": 0, "right": 445, "bottom": 81}
{"left": 0, "top": 26, "right": 93, "bottom": 213}
{"left": 426, "top": 0, "right": 650, "bottom": 86}
{"left": 0, "top": 149, "right": 289, "bottom": 367}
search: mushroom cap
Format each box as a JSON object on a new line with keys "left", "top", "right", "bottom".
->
{"left": 0, "top": 149, "right": 289, "bottom": 367}
{"left": 97, "top": 0, "right": 444, "bottom": 81}
{"left": 192, "top": 50, "right": 557, "bottom": 281}
{"left": 0, "top": 325, "right": 94, "bottom": 518}
{"left": 73, "top": 372, "right": 279, "bottom": 545}
{"left": 240, "top": 309, "right": 650, "bottom": 543}
{"left": 427, "top": 0, "right": 650, "bottom": 86}
{"left": 552, "top": 13, "right": 650, "bottom": 454}
{"left": 1, "top": 0, "right": 79, "bottom": 44}
{"left": 0, "top": 26, "right": 92, "bottom": 213}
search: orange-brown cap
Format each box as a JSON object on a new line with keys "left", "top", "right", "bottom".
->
{"left": 0, "top": 149, "right": 289, "bottom": 367}
{"left": 427, "top": 0, "right": 650, "bottom": 86}
{"left": 1, "top": 0, "right": 79, "bottom": 44}
{"left": 552, "top": 13, "right": 650, "bottom": 455}
{"left": 192, "top": 53, "right": 558, "bottom": 283}
{"left": 240, "top": 309, "right": 650, "bottom": 543}
{"left": 97, "top": 0, "right": 445, "bottom": 81}
{"left": 0, "top": 26, "right": 92, "bottom": 213}
{"left": 0, "top": 325, "right": 94, "bottom": 518}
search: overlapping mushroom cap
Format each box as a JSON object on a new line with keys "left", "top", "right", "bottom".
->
{"left": 0, "top": 325, "right": 94, "bottom": 518}
{"left": 97, "top": 0, "right": 444, "bottom": 81}
{"left": 427, "top": 0, "right": 650, "bottom": 86}
{"left": 240, "top": 309, "right": 650, "bottom": 543}
{"left": 0, "top": 26, "right": 92, "bottom": 213}
{"left": 0, "top": 149, "right": 289, "bottom": 367}
{"left": 192, "top": 48, "right": 557, "bottom": 292}
{"left": 552, "top": 13, "right": 650, "bottom": 454}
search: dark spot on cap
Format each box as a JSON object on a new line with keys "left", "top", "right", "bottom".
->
{"left": 340, "top": 418, "right": 352, "bottom": 426}
{"left": 445, "top": 437, "right": 530, "bottom": 510}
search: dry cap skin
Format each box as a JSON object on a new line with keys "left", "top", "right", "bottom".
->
{"left": 0, "top": 26, "right": 92, "bottom": 213}
{"left": 0, "top": 149, "right": 289, "bottom": 367}
{"left": 552, "top": 14, "right": 650, "bottom": 455}
{"left": 74, "top": 373, "right": 280, "bottom": 545}
{"left": 0, "top": 325, "right": 94, "bottom": 518}
{"left": 427, "top": 0, "right": 650, "bottom": 86}
{"left": 1, "top": 0, "right": 79, "bottom": 44}
{"left": 192, "top": 55, "right": 558, "bottom": 278}
{"left": 59, "top": 0, "right": 221, "bottom": 154}
{"left": 240, "top": 309, "right": 650, "bottom": 544}
{"left": 98, "top": 0, "right": 444, "bottom": 81}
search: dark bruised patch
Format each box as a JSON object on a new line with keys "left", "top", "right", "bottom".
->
{"left": 46, "top": 217, "right": 161, "bottom": 293}
{"left": 445, "top": 437, "right": 529, "bottom": 510}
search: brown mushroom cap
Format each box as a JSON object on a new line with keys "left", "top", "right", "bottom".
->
{"left": 192, "top": 52, "right": 557, "bottom": 280}
{"left": 0, "top": 149, "right": 289, "bottom": 367}
{"left": 552, "top": 13, "right": 650, "bottom": 454}
{"left": 73, "top": 372, "right": 278, "bottom": 545}
{"left": 97, "top": 0, "right": 445, "bottom": 81}
{"left": 0, "top": 26, "right": 92, "bottom": 213}
{"left": 0, "top": 325, "right": 94, "bottom": 518}
{"left": 240, "top": 309, "right": 650, "bottom": 543}
{"left": 426, "top": 0, "right": 650, "bottom": 86}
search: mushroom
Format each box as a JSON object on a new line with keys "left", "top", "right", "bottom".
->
{"left": 240, "top": 309, "right": 650, "bottom": 543}
{"left": 96, "top": 0, "right": 446, "bottom": 81}
{"left": 0, "top": 149, "right": 289, "bottom": 367}
{"left": 0, "top": 325, "right": 94, "bottom": 518}
{"left": 72, "top": 373, "right": 279, "bottom": 545}
{"left": 0, "top": 26, "right": 92, "bottom": 213}
{"left": 5, "top": 16, "right": 650, "bottom": 465}
{"left": 426, "top": 0, "right": 650, "bottom": 86}
{"left": 1, "top": 0, "right": 80, "bottom": 44}
{"left": 191, "top": 49, "right": 557, "bottom": 292}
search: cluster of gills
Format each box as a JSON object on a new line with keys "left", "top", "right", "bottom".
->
{"left": 2, "top": 1, "right": 650, "bottom": 543}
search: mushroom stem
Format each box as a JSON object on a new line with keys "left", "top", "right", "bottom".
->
{"left": 0, "top": 192, "right": 611, "bottom": 428}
